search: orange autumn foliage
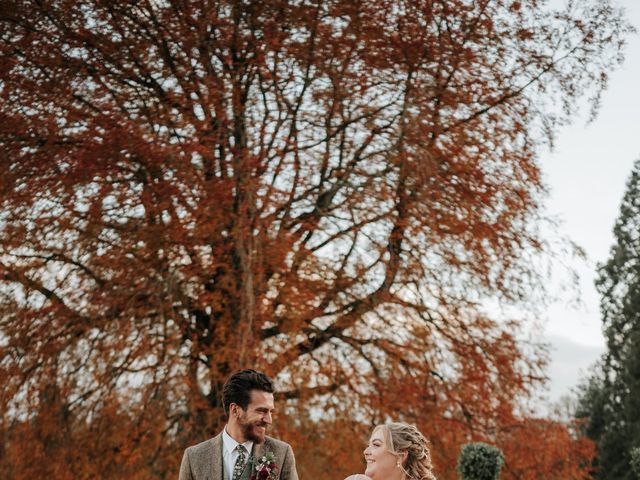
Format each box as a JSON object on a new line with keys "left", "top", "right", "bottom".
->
{"left": 0, "top": 1, "right": 631, "bottom": 478}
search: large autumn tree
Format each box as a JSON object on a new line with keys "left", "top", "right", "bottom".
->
{"left": 0, "top": 0, "right": 630, "bottom": 478}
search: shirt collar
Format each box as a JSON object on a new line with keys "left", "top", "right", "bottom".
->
{"left": 222, "top": 426, "right": 254, "bottom": 456}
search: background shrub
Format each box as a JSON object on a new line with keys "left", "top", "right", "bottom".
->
{"left": 457, "top": 442, "right": 504, "bottom": 480}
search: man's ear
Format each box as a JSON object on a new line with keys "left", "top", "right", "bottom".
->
{"left": 229, "top": 403, "right": 240, "bottom": 419}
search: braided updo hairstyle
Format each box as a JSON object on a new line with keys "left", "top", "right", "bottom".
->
{"left": 375, "top": 423, "right": 437, "bottom": 480}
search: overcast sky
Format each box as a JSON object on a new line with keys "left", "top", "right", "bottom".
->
{"left": 540, "top": 0, "right": 640, "bottom": 405}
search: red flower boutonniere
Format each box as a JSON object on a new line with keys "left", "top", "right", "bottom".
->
{"left": 250, "top": 451, "right": 279, "bottom": 480}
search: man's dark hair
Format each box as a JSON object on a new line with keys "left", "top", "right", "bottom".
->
{"left": 222, "top": 369, "right": 274, "bottom": 415}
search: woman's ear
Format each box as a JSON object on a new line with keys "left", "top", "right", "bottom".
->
{"left": 400, "top": 450, "right": 408, "bottom": 464}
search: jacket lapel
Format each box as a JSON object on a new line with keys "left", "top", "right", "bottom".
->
{"left": 247, "top": 439, "right": 273, "bottom": 480}
{"left": 210, "top": 434, "right": 223, "bottom": 480}
{"left": 252, "top": 440, "right": 265, "bottom": 465}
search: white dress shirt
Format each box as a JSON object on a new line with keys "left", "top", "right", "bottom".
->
{"left": 222, "top": 427, "right": 254, "bottom": 480}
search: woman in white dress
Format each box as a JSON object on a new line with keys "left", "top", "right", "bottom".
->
{"left": 344, "top": 422, "right": 436, "bottom": 480}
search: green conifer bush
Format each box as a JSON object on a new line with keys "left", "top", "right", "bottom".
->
{"left": 457, "top": 443, "right": 504, "bottom": 480}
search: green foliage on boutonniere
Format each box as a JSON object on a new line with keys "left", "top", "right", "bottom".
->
{"left": 250, "top": 451, "right": 278, "bottom": 480}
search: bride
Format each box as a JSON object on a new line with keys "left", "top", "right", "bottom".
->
{"left": 345, "top": 422, "right": 437, "bottom": 480}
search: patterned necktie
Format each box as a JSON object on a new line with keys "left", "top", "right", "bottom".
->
{"left": 232, "top": 444, "right": 248, "bottom": 480}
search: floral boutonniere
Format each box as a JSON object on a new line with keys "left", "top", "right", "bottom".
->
{"left": 250, "top": 451, "right": 279, "bottom": 480}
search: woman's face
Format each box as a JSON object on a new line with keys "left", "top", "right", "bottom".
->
{"left": 363, "top": 428, "right": 402, "bottom": 479}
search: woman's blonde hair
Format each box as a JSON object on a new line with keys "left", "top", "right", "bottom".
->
{"left": 374, "top": 423, "right": 437, "bottom": 480}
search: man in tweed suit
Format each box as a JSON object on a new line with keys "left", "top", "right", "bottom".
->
{"left": 179, "top": 370, "right": 299, "bottom": 480}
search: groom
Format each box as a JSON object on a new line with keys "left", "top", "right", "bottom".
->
{"left": 179, "top": 369, "right": 299, "bottom": 480}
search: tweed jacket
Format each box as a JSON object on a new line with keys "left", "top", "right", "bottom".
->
{"left": 179, "top": 433, "right": 299, "bottom": 480}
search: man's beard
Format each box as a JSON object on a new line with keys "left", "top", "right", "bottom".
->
{"left": 239, "top": 415, "right": 267, "bottom": 444}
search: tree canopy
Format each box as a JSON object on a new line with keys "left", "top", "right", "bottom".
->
{"left": 576, "top": 159, "right": 640, "bottom": 480}
{"left": 0, "top": 1, "right": 631, "bottom": 478}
